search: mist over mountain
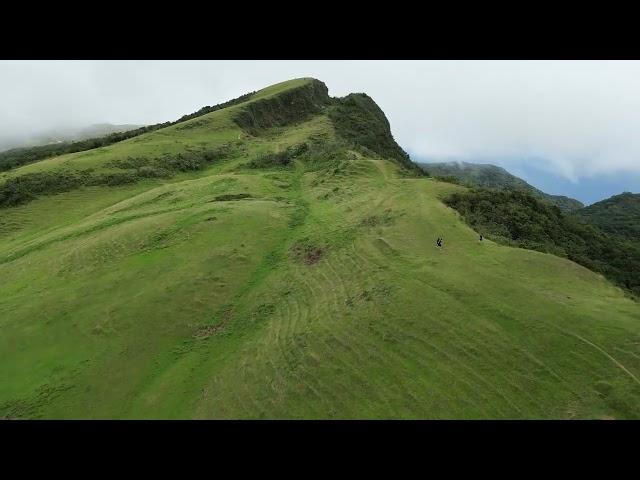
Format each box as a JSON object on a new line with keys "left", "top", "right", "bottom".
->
{"left": 506, "top": 161, "right": 640, "bottom": 206}
{"left": 414, "top": 154, "right": 640, "bottom": 205}
{"left": 0, "top": 123, "right": 142, "bottom": 152}
{"left": 418, "top": 160, "right": 584, "bottom": 212}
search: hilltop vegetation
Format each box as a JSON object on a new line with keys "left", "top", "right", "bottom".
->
{"left": 573, "top": 192, "right": 640, "bottom": 243}
{"left": 1, "top": 78, "right": 639, "bottom": 419}
{"left": 0, "top": 79, "right": 421, "bottom": 209}
{"left": 329, "top": 93, "right": 421, "bottom": 175}
{"left": 421, "top": 161, "right": 584, "bottom": 212}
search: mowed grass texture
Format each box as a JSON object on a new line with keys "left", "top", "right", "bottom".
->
{"left": 1, "top": 79, "right": 639, "bottom": 419}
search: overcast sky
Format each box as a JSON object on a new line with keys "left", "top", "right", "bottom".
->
{"left": 1, "top": 60, "right": 639, "bottom": 201}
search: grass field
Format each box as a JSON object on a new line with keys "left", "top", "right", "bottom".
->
{"left": 1, "top": 79, "right": 639, "bottom": 419}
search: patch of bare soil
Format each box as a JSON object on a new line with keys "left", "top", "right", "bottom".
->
{"left": 208, "top": 193, "right": 253, "bottom": 202}
{"left": 292, "top": 241, "right": 324, "bottom": 265}
{"left": 194, "top": 305, "right": 234, "bottom": 338}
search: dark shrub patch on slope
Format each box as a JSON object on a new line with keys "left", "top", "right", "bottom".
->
{"left": 234, "top": 80, "right": 331, "bottom": 135}
{"left": 444, "top": 188, "right": 640, "bottom": 297}
{"left": 0, "top": 147, "right": 231, "bottom": 208}
{"left": 361, "top": 208, "right": 398, "bottom": 227}
{"left": 247, "top": 144, "right": 308, "bottom": 169}
{"left": 299, "top": 141, "right": 346, "bottom": 172}
{"left": 328, "top": 93, "right": 423, "bottom": 176}
{"left": 209, "top": 193, "right": 253, "bottom": 202}
{"left": 432, "top": 175, "right": 470, "bottom": 187}
{"left": 109, "top": 147, "right": 231, "bottom": 177}
{"left": 0, "top": 171, "right": 90, "bottom": 207}
{"left": 291, "top": 238, "right": 324, "bottom": 265}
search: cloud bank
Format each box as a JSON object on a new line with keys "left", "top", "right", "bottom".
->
{"left": 1, "top": 60, "right": 639, "bottom": 180}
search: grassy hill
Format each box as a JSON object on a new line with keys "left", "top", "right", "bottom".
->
{"left": 420, "top": 161, "right": 584, "bottom": 212}
{"left": 443, "top": 188, "right": 640, "bottom": 297}
{"left": 0, "top": 89, "right": 259, "bottom": 173}
{"left": 573, "top": 192, "right": 640, "bottom": 243}
{"left": 1, "top": 78, "right": 639, "bottom": 419}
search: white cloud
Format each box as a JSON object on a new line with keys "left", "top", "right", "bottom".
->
{"left": 1, "top": 60, "right": 640, "bottom": 180}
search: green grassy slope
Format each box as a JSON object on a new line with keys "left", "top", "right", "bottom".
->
{"left": 419, "top": 161, "right": 584, "bottom": 212}
{"left": 442, "top": 188, "right": 640, "bottom": 297}
{"left": 1, "top": 79, "right": 639, "bottom": 419}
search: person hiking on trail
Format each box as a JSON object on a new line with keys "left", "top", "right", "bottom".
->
{"left": 436, "top": 237, "right": 441, "bottom": 247}
{"left": 479, "top": 234, "right": 483, "bottom": 241}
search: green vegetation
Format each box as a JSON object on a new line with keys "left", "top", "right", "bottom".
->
{"left": 234, "top": 79, "right": 330, "bottom": 135}
{"left": 0, "top": 148, "right": 231, "bottom": 208}
{"left": 1, "top": 78, "right": 639, "bottom": 420}
{"left": 0, "top": 91, "right": 256, "bottom": 172}
{"left": 246, "top": 144, "right": 308, "bottom": 169}
{"left": 573, "top": 192, "right": 640, "bottom": 243}
{"left": 330, "top": 93, "right": 423, "bottom": 176}
{"left": 421, "top": 161, "right": 584, "bottom": 212}
{"left": 443, "top": 188, "right": 640, "bottom": 297}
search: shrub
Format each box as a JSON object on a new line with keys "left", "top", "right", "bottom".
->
{"left": 0, "top": 146, "right": 232, "bottom": 209}
{"left": 0, "top": 171, "right": 88, "bottom": 207}
{"left": 247, "top": 143, "right": 309, "bottom": 169}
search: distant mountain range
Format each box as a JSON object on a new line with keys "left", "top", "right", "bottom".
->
{"left": 419, "top": 160, "right": 640, "bottom": 251}
{"left": 573, "top": 192, "right": 640, "bottom": 243}
{"left": 419, "top": 161, "right": 585, "bottom": 212}
{"left": 0, "top": 123, "right": 142, "bottom": 152}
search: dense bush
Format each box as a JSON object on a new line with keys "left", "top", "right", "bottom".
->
{"left": 234, "top": 80, "right": 331, "bottom": 135}
{"left": 433, "top": 175, "right": 470, "bottom": 187}
{"left": 328, "top": 93, "right": 424, "bottom": 177}
{"left": 0, "top": 147, "right": 230, "bottom": 208}
{"left": 247, "top": 144, "right": 308, "bottom": 169}
{"left": 444, "top": 188, "right": 640, "bottom": 297}
{"left": 299, "top": 141, "right": 346, "bottom": 172}
{"left": 0, "top": 171, "right": 89, "bottom": 207}
{"left": 248, "top": 151, "right": 293, "bottom": 169}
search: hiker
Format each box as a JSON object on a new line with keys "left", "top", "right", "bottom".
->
{"left": 436, "top": 237, "right": 441, "bottom": 248}
{"left": 479, "top": 234, "right": 483, "bottom": 241}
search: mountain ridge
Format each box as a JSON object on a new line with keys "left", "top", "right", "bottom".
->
{"left": 1, "top": 78, "right": 639, "bottom": 419}
{"left": 419, "top": 160, "right": 584, "bottom": 212}
{"left": 0, "top": 78, "right": 420, "bottom": 209}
